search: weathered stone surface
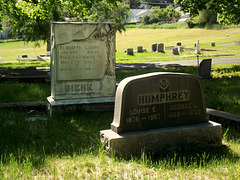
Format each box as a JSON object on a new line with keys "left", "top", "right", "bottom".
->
{"left": 198, "top": 59, "right": 212, "bottom": 78}
{"left": 50, "top": 22, "right": 116, "bottom": 100}
{"left": 111, "top": 72, "right": 208, "bottom": 133}
{"left": 101, "top": 121, "right": 222, "bottom": 157}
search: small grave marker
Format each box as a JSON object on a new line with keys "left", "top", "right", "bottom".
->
{"left": 126, "top": 48, "right": 134, "bottom": 55}
{"left": 198, "top": 59, "right": 212, "bottom": 78}
{"left": 172, "top": 48, "right": 179, "bottom": 55}
{"left": 151, "top": 43, "right": 157, "bottom": 52}
{"left": 137, "top": 46, "right": 143, "bottom": 53}
{"left": 211, "top": 42, "right": 215, "bottom": 46}
{"left": 157, "top": 43, "right": 164, "bottom": 53}
{"left": 194, "top": 40, "right": 201, "bottom": 54}
{"left": 176, "top": 42, "right": 182, "bottom": 46}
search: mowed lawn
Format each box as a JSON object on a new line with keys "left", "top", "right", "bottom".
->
{"left": 1, "top": 27, "right": 240, "bottom": 62}
{"left": 116, "top": 28, "right": 240, "bottom": 52}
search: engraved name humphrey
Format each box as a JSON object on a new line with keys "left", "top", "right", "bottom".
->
{"left": 111, "top": 73, "right": 208, "bottom": 133}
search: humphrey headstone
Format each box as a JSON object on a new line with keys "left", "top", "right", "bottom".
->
{"left": 198, "top": 59, "right": 212, "bottom": 78}
{"left": 157, "top": 43, "right": 164, "bottom": 53}
{"left": 126, "top": 48, "right": 134, "bottom": 55}
{"left": 151, "top": 43, "right": 157, "bottom": 52}
{"left": 100, "top": 72, "right": 222, "bottom": 156}
{"left": 47, "top": 22, "right": 116, "bottom": 113}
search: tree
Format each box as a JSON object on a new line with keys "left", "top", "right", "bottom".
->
{"left": 174, "top": 0, "right": 240, "bottom": 24}
{"left": 140, "top": 6, "right": 180, "bottom": 24}
{"left": 0, "top": 0, "right": 123, "bottom": 47}
{"left": 88, "top": 0, "right": 129, "bottom": 32}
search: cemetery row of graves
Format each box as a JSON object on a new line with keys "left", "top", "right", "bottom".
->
{"left": 0, "top": 23, "right": 240, "bottom": 178}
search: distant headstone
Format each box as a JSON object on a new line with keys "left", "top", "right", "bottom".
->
{"left": 137, "top": 46, "right": 143, "bottom": 53}
{"left": 126, "top": 48, "right": 134, "bottom": 55}
{"left": 178, "top": 46, "right": 184, "bottom": 52}
{"left": 235, "top": 41, "right": 240, "bottom": 45}
{"left": 0, "top": 56, "right": 5, "bottom": 63}
{"left": 47, "top": 22, "right": 116, "bottom": 114}
{"left": 101, "top": 73, "right": 222, "bottom": 156}
{"left": 211, "top": 42, "right": 215, "bottom": 46}
{"left": 151, "top": 43, "right": 157, "bottom": 52}
{"left": 198, "top": 59, "right": 212, "bottom": 78}
{"left": 157, "top": 43, "right": 164, "bottom": 53}
{"left": 194, "top": 40, "right": 201, "bottom": 54}
{"left": 176, "top": 42, "right": 182, "bottom": 46}
{"left": 172, "top": 48, "right": 179, "bottom": 55}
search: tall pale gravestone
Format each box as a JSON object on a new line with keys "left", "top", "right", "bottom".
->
{"left": 100, "top": 72, "right": 222, "bottom": 156}
{"left": 47, "top": 22, "right": 116, "bottom": 113}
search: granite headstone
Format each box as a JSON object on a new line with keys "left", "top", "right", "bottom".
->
{"left": 151, "top": 43, "right": 157, "bottom": 52}
{"left": 198, "top": 59, "right": 212, "bottom": 78}
{"left": 101, "top": 72, "right": 222, "bottom": 156}
{"left": 126, "top": 48, "right": 134, "bottom": 55}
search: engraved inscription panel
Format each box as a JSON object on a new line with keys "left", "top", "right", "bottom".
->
{"left": 57, "top": 41, "right": 105, "bottom": 81}
{"left": 111, "top": 73, "right": 208, "bottom": 133}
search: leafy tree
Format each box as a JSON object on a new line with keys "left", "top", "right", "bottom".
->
{"left": 126, "top": 0, "right": 141, "bottom": 9}
{"left": 0, "top": 0, "right": 123, "bottom": 47}
{"left": 84, "top": 0, "right": 129, "bottom": 32}
{"left": 140, "top": 6, "right": 180, "bottom": 24}
{"left": 174, "top": 0, "right": 240, "bottom": 24}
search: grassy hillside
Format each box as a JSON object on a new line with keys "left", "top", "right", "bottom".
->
{"left": 0, "top": 27, "right": 240, "bottom": 62}
{"left": 116, "top": 28, "right": 240, "bottom": 52}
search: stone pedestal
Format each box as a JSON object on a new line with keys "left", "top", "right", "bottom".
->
{"left": 47, "top": 96, "right": 114, "bottom": 115}
{"left": 100, "top": 121, "right": 222, "bottom": 157}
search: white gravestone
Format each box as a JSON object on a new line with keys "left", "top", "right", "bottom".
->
{"left": 47, "top": 22, "right": 116, "bottom": 113}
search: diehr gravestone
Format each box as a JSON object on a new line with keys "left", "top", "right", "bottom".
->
{"left": 100, "top": 72, "right": 222, "bottom": 156}
{"left": 47, "top": 22, "right": 116, "bottom": 114}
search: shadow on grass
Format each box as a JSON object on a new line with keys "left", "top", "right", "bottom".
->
{"left": 0, "top": 109, "right": 113, "bottom": 168}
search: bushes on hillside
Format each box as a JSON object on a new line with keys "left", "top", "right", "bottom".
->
{"left": 140, "top": 5, "right": 180, "bottom": 25}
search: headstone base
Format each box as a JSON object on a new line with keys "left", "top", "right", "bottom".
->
{"left": 100, "top": 121, "right": 222, "bottom": 157}
{"left": 47, "top": 96, "right": 115, "bottom": 115}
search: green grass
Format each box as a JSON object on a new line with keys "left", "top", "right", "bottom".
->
{"left": 0, "top": 27, "right": 240, "bottom": 63}
{"left": 0, "top": 64, "right": 239, "bottom": 116}
{"left": 0, "top": 108, "right": 240, "bottom": 179}
{"left": 0, "top": 40, "right": 46, "bottom": 62}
